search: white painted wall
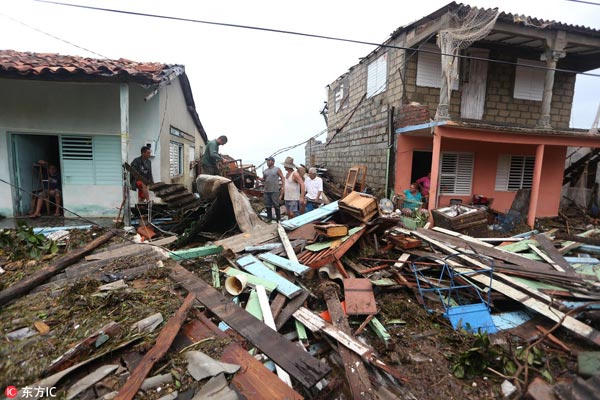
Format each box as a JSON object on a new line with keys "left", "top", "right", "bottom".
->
{"left": 0, "top": 79, "right": 159, "bottom": 217}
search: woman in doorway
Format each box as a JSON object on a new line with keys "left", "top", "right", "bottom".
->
{"left": 30, "top": 161, "right": 62, "bottom": 217}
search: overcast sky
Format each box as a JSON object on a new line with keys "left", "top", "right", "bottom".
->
{"left": 1, "top": 0, "right": 599, "bottom": 168}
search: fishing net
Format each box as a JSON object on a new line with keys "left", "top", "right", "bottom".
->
{"left": 436, "top": 7, "right": 499, "bottom": 119}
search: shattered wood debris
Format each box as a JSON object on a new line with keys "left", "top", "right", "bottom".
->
{"left": 4, "top": 185, "right": 600, "bottom": 399}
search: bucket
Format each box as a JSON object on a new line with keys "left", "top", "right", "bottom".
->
{"left": 224, "top": 275, "right": 247, "bottom": 296}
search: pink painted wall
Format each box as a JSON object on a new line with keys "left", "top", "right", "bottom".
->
{"left": 395, "top": 134, "right": 566, "bottom": 217}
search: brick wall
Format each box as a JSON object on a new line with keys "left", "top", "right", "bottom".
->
{"left": 307, "top": 35, "right": 577, "bottom": 193}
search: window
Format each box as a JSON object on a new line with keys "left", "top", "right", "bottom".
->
{"left": 495, "top": 155, "right": 535, "bottom": 191}
{"left": 514, "top": 58, "right": 545, "bottom": 101}
{"left": 188, "top": 146, "right": 195, "bottom": 176}
{"left": 367, "top": 54, "right": 387, "bottom": 98}
{"left": 439, "top": 152, "right": 474, "bottom": 195}
{"left": 416, "top": 43, "right": 459, "bottom": 89}
{"left": 169, "top": 141, "right": 183, "bottom": 177}
{"left": 334, "top": 82, "right": 349, "bottom": 113}
{"left": 60, "top": 135, "right": 120, "bottom": 185}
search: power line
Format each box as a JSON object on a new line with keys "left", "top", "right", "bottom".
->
{"left": 0, "top": 10, "right": 107, "bottom": 59}
{"left": 565, "top": 0, "right": 600, "bottom": 5}
{"left": 33, "top": 0, "right": 600, "bottom": 78}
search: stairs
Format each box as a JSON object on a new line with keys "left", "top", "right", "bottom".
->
{"left": 563, "top": 148, "right": 600, "bottom": 186}
{"left": 149, "top": 182, "right": 202, "bottom": 211}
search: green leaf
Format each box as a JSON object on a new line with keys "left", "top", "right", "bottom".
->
{"left": 541, "top": 369, "right": 553, "bottom": 383}
{"left": 504, "top": 360, "right": 517, "bottom": 375}
{"left": 453, "top": 364, "right": 465, "bottom": 379}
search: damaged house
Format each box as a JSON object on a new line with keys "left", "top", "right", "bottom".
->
{"left": 0, "top": 50, "right": 207, "bottom": 218}
{"left": 308, "top": 2, "right": 600, "bottom": 226}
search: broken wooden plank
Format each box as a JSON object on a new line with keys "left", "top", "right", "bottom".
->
{"left": 343, "top": 278, "right": 377, "bottom": 315}
{"left": 169, "top": 265, "right": 330, "bottom": 388}
{"left": 179, "top": 314, "right": 304, "bottom": 400}
{"left": 115, "top": 293, "right": 196, "bottom": 400}
{"left": 293, "top": 307, "right": 409, "bottom": 383}
{"left": 258, "top": 252, "right": 310, "bottom": 275}
{"left": 236, "top": 255, "right": 302, "bottom": 298}
{"left": 169, "top": 244, "right": 223, "bottom": 260}
{"left": 527, "top": 244, "right": 565, "bottom": 272}
{"left": 534, "top": 234, "right": 573, "bottom": 272}
{"left": 278, "top": 223, "right": 299, "bottom": 263}
{"left": 256, "top": 285, "right": 293, "bottom": 387}
{"left": 275, "top": 290, "right": 310, "bottom": 331}
{"left": 281, "top": 201, "right": 339, "bottom": 230}
{"left": 215, "top": 223, "right": 279, "bottom": 253}
{"left": 45, "top": 321, "right": 122, "bottom": 375}
{"left": 0, "top": 230, "right": 116, "bottom": 307}
{"left": 323, "top": 286, "right": 374, "bottom": 399}
{"left": 223, "top": 267, "right": 278, "bottom": 293}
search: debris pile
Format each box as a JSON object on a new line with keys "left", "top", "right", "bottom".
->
{"left": 2, "top": 174, "right": 600, "bottom": 399}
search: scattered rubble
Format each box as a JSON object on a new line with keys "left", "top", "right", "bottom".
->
{"left": 2, "top": 171, "right": 600, "bottom": 399}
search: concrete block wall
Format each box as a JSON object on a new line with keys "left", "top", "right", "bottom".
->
{"left": 308, "top": 31, "right": 577, "bottom": 193}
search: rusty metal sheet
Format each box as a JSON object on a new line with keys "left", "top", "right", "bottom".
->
{"left": 175, "top": 317, "right": 304, "bottom": 400}
{"left": 343, "top": 278, "right": 378, "bottom": 315}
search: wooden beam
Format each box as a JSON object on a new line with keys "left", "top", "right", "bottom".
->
{"left": 323, "top": 286, "right": 374, "bottom": 399}
{"left": 256, "top": 285, "right": 293, "bottom": 387}
{"left": 275, "top": 290, "right": 309, "bottom": 331}
{"left": 169, "top": 265, "right": 330, "bottom": 388}
{"left": 180, "top": 314, "right": 304, "bottom": 400}
{"left": 115, "top": 293, "right": 196, "bottom": 400}
{"left": 278, "top": 223, "right": 298, "bottom": 262}
{"left": 0, "top": 230, "right": 116, "bottom": 307}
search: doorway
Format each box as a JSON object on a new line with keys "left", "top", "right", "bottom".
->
{"left": 10, "top": 134, "right": 60, "bottom": 216}
{"left": 411, "top": 150, "right": 432, "bottom": 183}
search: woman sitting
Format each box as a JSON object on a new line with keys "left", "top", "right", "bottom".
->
{"left": 400, "top": 182, "right": 423, "bottom": 211}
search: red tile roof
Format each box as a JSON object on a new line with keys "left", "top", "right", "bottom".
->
{"left": 0, "top": 49, "right": 183, "bottom": 84}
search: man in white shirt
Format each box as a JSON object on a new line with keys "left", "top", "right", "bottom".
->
{"left": 304, "top": 167, "right": 323, "bottom": 213}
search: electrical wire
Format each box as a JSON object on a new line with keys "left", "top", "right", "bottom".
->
{"left": 565, "top": 0, "right": 600, "bottom": 5}
{"left": 32, "top": 0, "right": 600, "bottom": 78}
{"left": 0, "top": 10, "right": 107, "bottom": 59}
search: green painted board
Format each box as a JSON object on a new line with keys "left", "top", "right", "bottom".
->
{"left": 578, "top": 351, "right": 600, "bottom": 377}
{"left": 223, "top": 267, "right": 278, "bottom": 293}
{"left": 236, "top": 255, "right": 302, "bottom": 298}
{"left": 511, "top": 276, "right": 566, "bottom": 291}
{"left": 211, "top": 263, "right": 220, "bottom": 288}
{"left": 369, "top": 317, "right": 391, "bottom": 343}
{"left": 258, "top": 253, "right": 310, "bottom": 275}
{"left": 245, "top": 290, "right": 264, "bottom": 321}
{"left": 498, "top": 239, "right": 538, "bottom": 253}
{"left": 295, "top": 320, "right": 308, "bottom": 341}
{"left": 169, "top": 244, "right": 223, "bottom": 260}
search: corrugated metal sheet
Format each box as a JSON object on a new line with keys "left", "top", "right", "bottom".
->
{"left": 0, "top": 49, "right": 184, "bottom": 84}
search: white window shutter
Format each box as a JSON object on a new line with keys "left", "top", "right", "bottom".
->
{"left": 416, "top": 43, "right": 459, "bottom": 90}
{"left": 169, "top": 141, "right": 183, "bottom": 177}
{"left": 496, "top": 155, "right": 535, "bottom": 191}
{"left": 439, "top": 152, "right": 473, "bottom": 195}
{"left": 495, "top": 154, "right": 510, "bottom": 191}
{"left": 514, "top": 58, "right": 544, "bottom": 101}
{"left": 367, "top": 54, "right": 387, "bottom": 98}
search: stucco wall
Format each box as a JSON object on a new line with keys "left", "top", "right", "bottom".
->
{"left": 395, "top": 134, "right": 566, "bottom": 217}
{"left": 0, "top": 78, "right": 159, "bottom": 217}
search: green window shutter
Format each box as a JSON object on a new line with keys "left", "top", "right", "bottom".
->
{"left": 60, "top": 135, "right": 121, "bottom": 185}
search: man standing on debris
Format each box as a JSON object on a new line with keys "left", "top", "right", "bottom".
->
{"left": 261, "top": 156, "right": 285, "bottom": 222}
{"left": 304, "top": 167, "right": 323, "bottom": 213}
{"left": 130, "top": 146, "right": 154, "bottom": 202}
{"left": 201, "top": 135, "right": 228, "bottom": 175}
{"left": 281, "top": 156, "right": 305, "bottom": 219}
